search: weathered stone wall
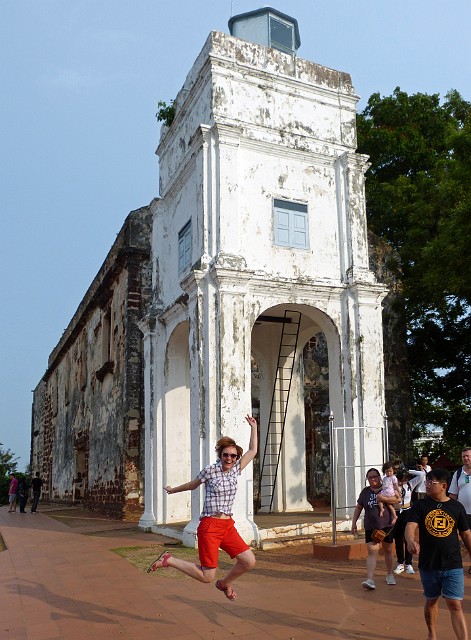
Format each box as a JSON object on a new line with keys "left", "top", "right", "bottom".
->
{"left": 31, "top": 206, "right": 152, "bottom": 519}
{"left": 368, "top": 230, "right": 413, "bottom": 462}
{"left": 31, "top": 379, "right": 53, "bottom": 499}
{"left": 155, "top": 30, "right": 361, "bottom": 312}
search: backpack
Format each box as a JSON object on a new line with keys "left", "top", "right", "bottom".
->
{"left": 453, "top": 467, "right": 462, "bottom": 491}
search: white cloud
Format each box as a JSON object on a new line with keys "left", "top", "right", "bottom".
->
{"left": 39, "top": 68, "right": 101, "bottom": 92}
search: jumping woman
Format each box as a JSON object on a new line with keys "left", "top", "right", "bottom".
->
{"left": 147, "top": 414, "right": 258, "bottom": 601}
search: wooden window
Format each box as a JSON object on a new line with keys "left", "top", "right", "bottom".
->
{"left": 274, "top": 199, "right": 308, "bottom": 249}
{"left": 178, "top": 220, "right": 192, "bottom": 272}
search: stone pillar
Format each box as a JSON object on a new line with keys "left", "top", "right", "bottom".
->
{"left": 281, "top": 356, "right": 313, "bottom": 512}
{"left": 180, "top": 270, "right": 210, "bottom": 547}
{"left": 336, "top": 282, "right": 387, "bottom": 514}
{"left": 211, "top": 265, "right": 259, "bottom": 545}
{"left": 138, "top": 314, "right": 157, "bottom": 529}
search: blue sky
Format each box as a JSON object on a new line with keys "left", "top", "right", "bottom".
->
{"left": 1, "top": 1, "right": 470, "bottom": 471}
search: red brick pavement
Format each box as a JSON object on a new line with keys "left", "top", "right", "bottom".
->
{"left": 1, "top": 504, "right": 470, "bottom": 639}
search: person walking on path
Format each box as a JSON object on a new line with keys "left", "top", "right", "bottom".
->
{"left": 449, "top": 446, "right": 471, "bottom": 575}
{"left": 393, "top": 467, "right": 425, "bottom": 575}
{"left": 351, "top": 467, "right": 399, "bottom": 591}
{"left": 18, "top": 477, "right": 28, "bottom": 513}
{"left": 147, "top": 415, "right": 258, "bottom": 601}
{"left": 30, "top": 472, "right": 43, "bottom": 513}
{"left": 7, "top": 473, "right": 18, "bottom": 512}
{"left": 405, "top": 468, "right": 471, "bottom": 640}
{"left": 415, "top": 454, "right": 432, "bottom": 500}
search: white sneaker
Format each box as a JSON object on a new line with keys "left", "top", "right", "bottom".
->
{"left": 405, "top": 565, "right": 415, "bottom": 574}
{"left": 386, "top": 574, "right": 396, "bottom": 585}
{"left": 394, "top": 564, "right": 404, "bottom": 574}
{"left": 362, "top": 578, "right": 376, "bottom": 590}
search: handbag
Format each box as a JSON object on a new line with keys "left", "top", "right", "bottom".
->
{"left": 371, "top": 528, "right": 387, "bottom": 543}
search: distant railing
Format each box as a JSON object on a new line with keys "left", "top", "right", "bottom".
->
{"left": 329, "top": 413, "right": 389, "bottom": 545}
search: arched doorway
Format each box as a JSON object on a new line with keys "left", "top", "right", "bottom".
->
{"left": 251, "top": 303, "right": 338, "bottom": 513}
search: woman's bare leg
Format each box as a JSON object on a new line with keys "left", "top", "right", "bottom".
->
{"left": 217, "top": 549, "right": 256, "bottom": 591}
{"left": 366, "top": 542, "right": 379, "bottom": 580}
{"left": 163, "top": 556, "right": 217, "bottom": 583}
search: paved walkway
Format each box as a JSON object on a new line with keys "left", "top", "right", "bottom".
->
{"left": 1, "top": 505, "right": 470, "bottom": 639}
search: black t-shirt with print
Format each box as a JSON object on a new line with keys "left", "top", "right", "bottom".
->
{"left": 408, "top": 497, "right": 469, "bottom": 570}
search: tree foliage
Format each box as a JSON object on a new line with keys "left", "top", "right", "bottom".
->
{"left": 357, "top": 88, "right": 471, "bottom": 462}
{"left": 0, "top": 443, "right": 19, "bottom": 504}
{"left": 0, "top": 443, "right": 18, "bottom": 477}
{"left": 156, "top": 100, "right": 175, "bottom": 127}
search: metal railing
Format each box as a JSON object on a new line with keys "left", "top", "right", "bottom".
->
{"left": 329, "top": 412, "right": 389, "bottom": 544}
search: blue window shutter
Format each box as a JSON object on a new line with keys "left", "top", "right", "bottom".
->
{"left": 275, "top": 209, "right": 291, "bottom": 246}
{"left": 274, "top": 201, "right": 308, "bottom": 249}
{"left": 183, "top": 229, "right": 191, "bottom": 266}
{"left": 178, "top": 220, "right": 192, "bottom": 272}
{"left": 292, "top": 212, "right": 307, "bottom": 248}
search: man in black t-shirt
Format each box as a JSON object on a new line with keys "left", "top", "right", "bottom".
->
{"left": 405, "top": 468, "right": 471, "bottom": 640}
{"left": 30, "top": 472, "right": 43, "bottom": 513}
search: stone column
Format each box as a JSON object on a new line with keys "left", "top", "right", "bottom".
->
{"left": 138, "top": 314, "right": 157, "bottom": 529}
{"left": 337, "top": 282, "right": 388, "bottom": 514}
{"left": 180, "top": 270, "right": 215, "bottom": 547}
{"left": 210, "top": 264, "right": 259, "bottom": 545}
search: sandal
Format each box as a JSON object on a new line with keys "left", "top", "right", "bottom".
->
{"left": 146, "top": 550, "right": 171, "bottom": 573}
{"left": 215, "top": 579, "right": 237, "bottom": 601}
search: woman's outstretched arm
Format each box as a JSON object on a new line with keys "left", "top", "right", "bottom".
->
{"left": 166, "top": 478, "right": 202, "bottom": 494}
{"left": 240, "top": 415, "right": 258, "bottom": 471}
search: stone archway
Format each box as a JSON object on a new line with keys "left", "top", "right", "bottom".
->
{"left": 251, "top": 303, "right": 339, "bottom": 513}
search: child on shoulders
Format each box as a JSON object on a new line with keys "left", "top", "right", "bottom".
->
{"left": 377, "top": 461, "right": 401, "bottom": 524}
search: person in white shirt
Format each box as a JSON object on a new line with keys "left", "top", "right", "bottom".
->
{"left": 449, "top": 446, "right": 471, "bottom": 575}
{"left": 414, "top": 455, "right": 432, "bottom": 499}
{"left": 393, "top": 468, "right": 425, "bottom": 575}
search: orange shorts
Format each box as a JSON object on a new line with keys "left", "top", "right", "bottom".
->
{"left": 197, "top": 517, "right": 250, "bottom": 568}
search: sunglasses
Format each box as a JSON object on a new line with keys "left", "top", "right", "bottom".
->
{"left": 222, "top": 453, "right": 238, "bottom": 459}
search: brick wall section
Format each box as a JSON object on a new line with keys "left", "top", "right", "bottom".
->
{"left": 31, "top": 205, "right": 153, "bottom": 519}
{"left": 31, "top": 379, "right": 54, "bottom": 501}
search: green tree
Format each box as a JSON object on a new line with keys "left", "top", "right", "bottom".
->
{"left": 156, "top": 100, "right": 175, "bottom": 126}
{"left": 357, "top": 88, "right": 471, "bottom": 462}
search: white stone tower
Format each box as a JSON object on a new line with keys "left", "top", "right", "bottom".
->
{"left": 139, "top": 8, "right": 388, "bottom": 546}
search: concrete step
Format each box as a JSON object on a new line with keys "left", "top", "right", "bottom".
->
{"left": 257, "top": 518, "right": 352, "bottom": 546}
{"left": 258, "top": 519, "right": 355, "bottom": 550}
{"left": 260, "top": 534, "right": 315, "bottom": 550}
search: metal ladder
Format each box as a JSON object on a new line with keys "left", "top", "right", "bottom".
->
{"left": 259, "top": 310, "right": 302, "bottom": 512}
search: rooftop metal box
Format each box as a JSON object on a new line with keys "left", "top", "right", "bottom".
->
{"left": 228, "top": 6, "right": 301, "bottom": 55}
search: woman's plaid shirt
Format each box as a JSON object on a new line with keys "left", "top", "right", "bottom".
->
{"left": 197, "top": 459, "right": 241, "bottom": 517}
